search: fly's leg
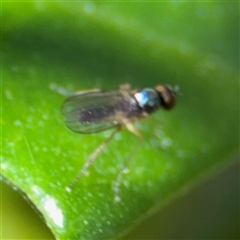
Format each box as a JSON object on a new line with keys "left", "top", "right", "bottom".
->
{"left": 66, "top": 126, "right": 122, "bottom": 192}
{"left": 113, "top": 138, "right": 143, "bottom": 202}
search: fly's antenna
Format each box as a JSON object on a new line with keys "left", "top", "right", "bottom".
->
{"left": 171, "top": 85, "right": 181, "bottom": 98}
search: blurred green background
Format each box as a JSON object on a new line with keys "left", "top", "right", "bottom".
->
{"left": 2, "top": 1, "right": 239, "bottom": 239}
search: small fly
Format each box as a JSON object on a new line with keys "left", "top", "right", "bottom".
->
{"left": 62, "top": 84, "right": 178, "bottom": 201}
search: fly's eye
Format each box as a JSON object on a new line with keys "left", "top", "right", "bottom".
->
{"left": 155, "top": 85, "right": 176, "bottom": 110}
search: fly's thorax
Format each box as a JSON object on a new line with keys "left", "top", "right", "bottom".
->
{"left": 134, "top": 88, "right": 160, "bottom": 115}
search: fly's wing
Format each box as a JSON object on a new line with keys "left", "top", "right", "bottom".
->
{"left": 61, "top": 90, "right": 129, "bottom": 134}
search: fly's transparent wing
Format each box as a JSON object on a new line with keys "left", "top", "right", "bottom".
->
{"left": 61, "top": 90, "right": 131, "bottom": 134}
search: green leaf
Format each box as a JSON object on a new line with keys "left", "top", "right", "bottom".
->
{"left": 2, "top": 2, "right": 238, "bottom": 239}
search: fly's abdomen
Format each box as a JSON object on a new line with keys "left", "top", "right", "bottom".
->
{"left": 79, "top": 106, "right": 115, "bottom": 124}
{"left": 79, "top": 99, "right": 141, "bottom": 125}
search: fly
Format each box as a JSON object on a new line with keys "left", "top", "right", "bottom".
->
{"left": 62, "top": 84, "right": 178, "bottom": 201}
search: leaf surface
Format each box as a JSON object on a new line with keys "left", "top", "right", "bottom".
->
{"left": 2, "top": 2, "right": 239, "bottom": 239}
